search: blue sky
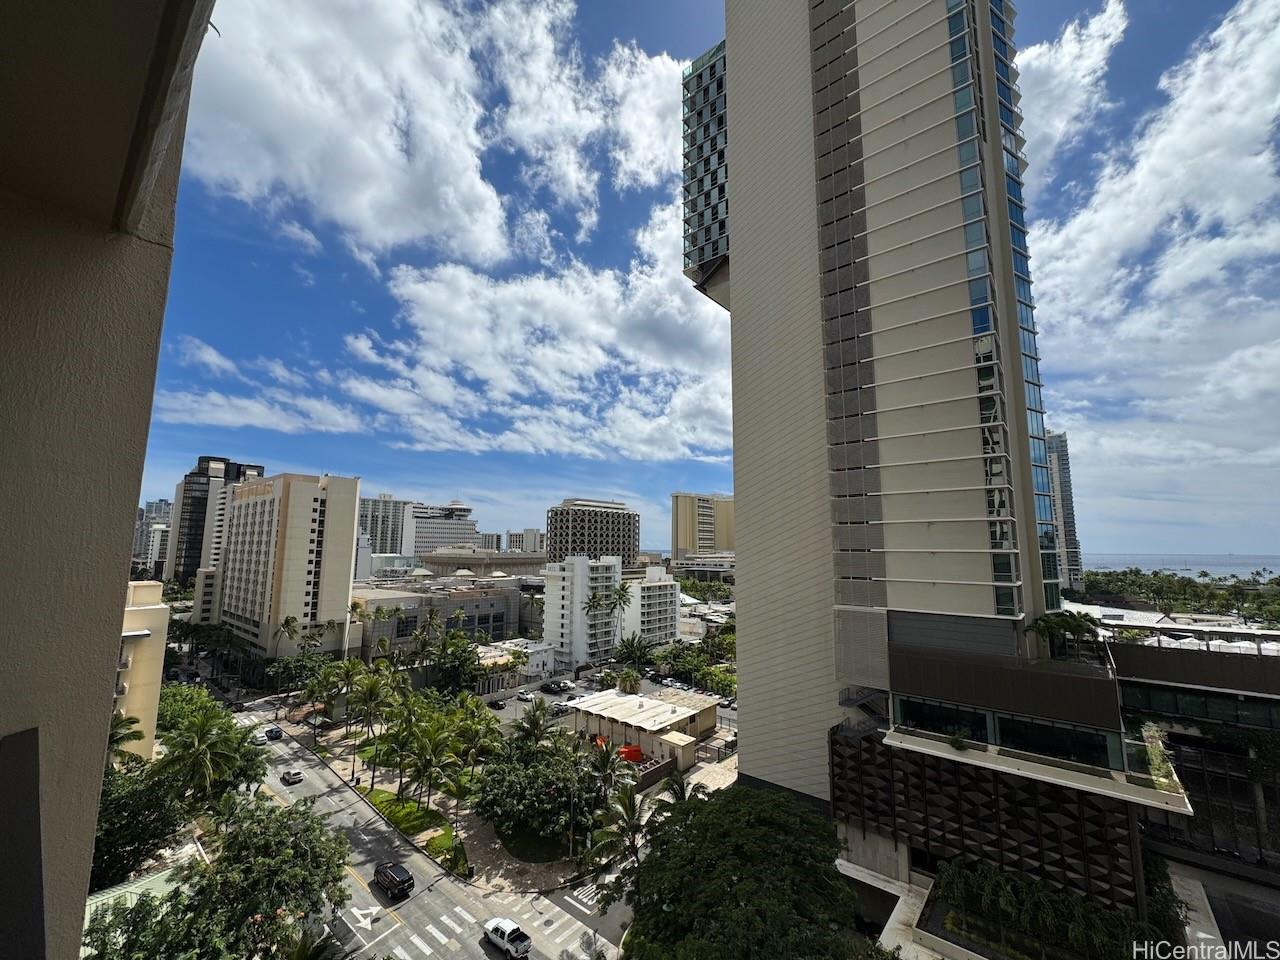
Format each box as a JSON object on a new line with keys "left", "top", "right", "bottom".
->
{"left": 142, "top": 0, "right": 1280, "bottom": 554}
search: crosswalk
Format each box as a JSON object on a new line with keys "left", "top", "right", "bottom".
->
{"left": 481, "top": 890, "right": 605, "bottom": 952}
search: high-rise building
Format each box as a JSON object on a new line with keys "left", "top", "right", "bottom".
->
{"left": 144, "top": 523, "right": 170, "bottom": 581}
{"left": 1047, "top": 430, "right": 1084, "bottom": 592}
{"left": 505, "top": 528, "right": 545, "bottom": 553}
{"left": 404, "top": 501, "right": 481, "bottom": 556}
{"left": 621, "top": 567, "right": 680, "bottom": 648}
{"left": 358, "top": 493, "right": 413, "bottom": 554}
{"left": 479, "top": 531, "right": 502, "bottom": 551}
{"left": 217, "top": 473, "right": 359, "bottom": 659}
{"left": 545, "top": 499, "right": 639, "bottom": 567}
{"left": 165, "top": 457, "right": 264, "bottom": 586}
{"left": 542, "top": 556, "right": 623, "bottom": 669}
{"left": 671, "top": 492, "right": 735, "bottom": 561}
{"left": 131, "top": 498, "right": 172, "bottom": 559}
{"left": 690, "top": 0, "right": 1182, "bottom": 914}
{"left": 116, "top": 580, "right": 169, "bottom": 761}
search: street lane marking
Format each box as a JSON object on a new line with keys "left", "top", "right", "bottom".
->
{"left": 439, "top": 914, "right": 462, "bottom": 934}
{"left": 409, "top": 933, "right": 434, "bottom": 956}
{"left": 393, "top": 948, "right": 412, "bottom": 960}
{"left": 361, "top": 925, "right": 398, "bottom": 954}
{"left": 554, "top": 923, "right": 578, "bottom": 944}
{"left": 544, "top": 915, "right": 568, "bottom": 936}
{"left": 425, "top": 924, "right": 448, "bottom": 945}
{"left": 564, "top": 896, "right": 593, "bottom": 915}
{"left": 351, "top": 906, "right": 380, "bottom": 930}
{"left": 453, "top": 905, "right": 476, "bottom": 923}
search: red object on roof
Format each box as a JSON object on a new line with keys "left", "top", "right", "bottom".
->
{"left": 618, "top": 744, "right": 643, "bottom": 763}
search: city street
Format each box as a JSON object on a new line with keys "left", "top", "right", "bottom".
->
{"left": 235, "top": 705, "right": 619, "bottom": 959}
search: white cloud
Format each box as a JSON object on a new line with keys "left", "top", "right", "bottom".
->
{"left": 292, "top": 262, "right": 316, "bottom": 287}
{"left": 277, "top": 219, "right": 322, "bottom": 255}
{"left": 601, "top": 42, "right": 686, "bottom": 191}
{"left": 186, "top": 0, "right": 507, "bottom": 265}
{"left": 153, "top": 389, "right": 364, "bottom": 434}
{"left": 341, "top": 194, "right": 731, "bottom": 461}
{"left": 1025, "top": 0, "right": 1280, "bottom": 551}
{"left": 175, "top": 335, "right": 242, "bottom": 379}
{"left": 1016, "top": 0, "right": 1128, "bottom": 201}
{"left": 254, "top": 358, "right": 308, "bottom": 387}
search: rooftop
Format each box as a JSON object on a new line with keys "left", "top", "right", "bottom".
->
{"left": 571, "top": 688, "right": 720, "bottom": 732}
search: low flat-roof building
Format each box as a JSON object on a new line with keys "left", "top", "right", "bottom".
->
{"left": 571, "top": 688, "right": 720, "bottom": 770}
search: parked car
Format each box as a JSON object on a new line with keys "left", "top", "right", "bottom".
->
{"left": 719, "top": 698, "right": 733, "bottom": 709}
{"left": 166, "top": 667, "right": 181, "bottom": 681}
{"left": 280, "top": 770, "right": 304, "bottom": 786}
{"left": 565, "top": 693, "right": 581, "bottom": 702}
{"left": 516, "top": 690, "right": 534, "bottom": 702}
{"left": 229, "top": 701, "right": 246, "bottom": 712}
{"left": 551, "top": 702, "right": 571, "bottom": 717}
{"left": 265, "top": 726, "right": 283, "bottom": 740}
{"left": 539, "top": 681, "right": 558, "bottom": 694}
{"left": 487, "top": 698, "right": 507, "bottom": 710}
{"left": 731, "top": 701, "right": 738, "bottom": 711}
{"left": 483, "top": 918, "right": 532, "bottom": 957}
{"left": 251, "top": 731, "right": 268, "bottom": 746}
{"left": 373, "top": 861, "right": 414, "bottom": 899}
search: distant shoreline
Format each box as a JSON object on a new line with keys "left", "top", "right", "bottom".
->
{"left": 1084, "top": 554, "right": 1280, "bottom": 578}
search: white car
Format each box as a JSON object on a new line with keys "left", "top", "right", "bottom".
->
{"left": 516, "top": 690, "right": 534, "bottom": 702}
{"left": 250, "top": 731, "right": 268, "bottom": 746}
{"left": 280, "top": 769, "right": 304, "bottom": 786}
{"left": 483, "top": 918, "right": 532, "bottom": 957}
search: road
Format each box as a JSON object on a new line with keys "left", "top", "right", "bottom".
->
{"left": 236, "top": 706, "right": 618, "bottom": 960}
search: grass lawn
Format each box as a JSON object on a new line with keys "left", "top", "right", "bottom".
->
{"left": 499, "top": 826, "right": 569, "bottom": 863}
{"left": 425, "top": 826, "right": 469, "bottom": 876}
{"left": 358, "top": 787, "right": 447, "bottom": 836}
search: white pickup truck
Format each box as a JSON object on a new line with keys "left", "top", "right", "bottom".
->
{"left": 483, "top": 917, "right": 532, "bottom": 957}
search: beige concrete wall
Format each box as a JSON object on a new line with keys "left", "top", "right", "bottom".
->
{"left": 0, "top": 121, "right": 186, "bottom": 959}
{"left": 119, "top": 581, "right": 169, "bottom": 759}
{"left": 727, "top": 0, "right": 841, "bottom": 802}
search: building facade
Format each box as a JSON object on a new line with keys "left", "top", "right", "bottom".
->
{"left": 117, "top": 580, "right": 169, "bottom": 761}
{"left": 217, "top": 473, "right": 359, "bottom": 658}
{"left": 349, "top": 580, "right": 522, "bottom": 659}
{"left": 404, "top": 501, "right": 481, "bottom": 556}
{"left": 545, "top": 499, "right": 639, "bottom": 567}
{"left": 358, "top": 493, "right": 412, "bottom": 555}
{"left": 165, "top": 457, "right": 264, "bottom": 586}
{"left": 479, "top": 532, "right": 502, "bottom": 551}
{"left": 622, "top": 566, "right": 681, "bottom": 648}
{"left": 505, "top": 528, "right": 545, "bottom": 552}
{"left": 689, "top": 0, "right": 1181, "bottom": 914}
{"left": 131, "top": 498, "right": 172, "bottom": 560}
{"left": 542, "top": 556, "right": 623, "bottom": 670}
{"left": 1046, "top": 430, "right": 1084, "bottom": 592}
{"left": 671, "top": 492, "right": 735, "bottom": 561}
{"left": 144, "top": 523, "right": 170, "bottom": 581}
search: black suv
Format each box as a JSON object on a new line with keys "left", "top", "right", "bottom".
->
{"left": 373, "top": 861, "right": 414, "bottom": 899}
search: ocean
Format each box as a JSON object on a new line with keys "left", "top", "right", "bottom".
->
{"left": 1083, "top": 554, "right": 1280, "bottom": 579}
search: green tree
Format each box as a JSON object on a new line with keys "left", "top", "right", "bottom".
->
{"left": 615, "top": 631, "right": 658, "bottom": 670}
{"left": 590, "top": 783, "right": 651, "bottom": 866}
{"left": 617, "top": 666, "right": 642, "bottom": 695}
{"left": 156, "top": 705, "right": 246, "bottom": 805}
{"left": 157, "top": 683, "right": 220, "bottom": 734}
{"left": 609, "top": 582, "right": 632, "bottom": 649}
{"left": 90, "top": 760, "right": 192, "bottom": 892}
{"left": 511, "top": 697, "right": 553, "bottom": 749}
{"left": 604, "top": 786, "right": 860, "bottom": 960}
{"left": 106, "top": 712, "right": 144, "bottom": 766}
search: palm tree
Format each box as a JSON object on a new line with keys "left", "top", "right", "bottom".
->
{"left": 457, "top": 719, "right": 499, "bottom": 781}
{"left": 1028, "top": 613, "right": 1068, "bottom": 659}
{"left": 158, "top": 708, "right": 241, "bottom": 803}
{"left": 591, "top": 783, "right": 651, "bottom": 866}
{"left": 106, "top": 712, "right": 144, "bottom": 766}
{"left": 440, "top": 768, "right": 470, "bottom": 842}
{"left": 349, "top": 672, "right": 392, "bottom": 786}
{"left": 410, "top": 725, "right": 458, "bottom": 810}
{"left": 512, "top": 698, "right": 553, "bottom": 748}
{"left": 451, "top": 606, "right": 469, "bottom": 636}
{"left": 587, "top": 739, "right": 635, "bottom": 808}
{"left": 656, "top": 766, "right": 706, "bottom": 812}
{"left": 617, "top": 667, "right": 642, "bottom": 695}
{"left": 615, "top": 631, "right": 656, "bottom": 670}
{"left": 208, "top": 791, "right": 245, "bottom": 836}
{"left": 609, "top": 582, "right": 633, "bottom": 651}
{"left": 334, "top": 657, "right": 366, "bottom": 739}
{"left": 279, "top": 926, "right": 354, "bottom": 960}
{"left": 272, "top": 614, "right": 301, "bottom": 661}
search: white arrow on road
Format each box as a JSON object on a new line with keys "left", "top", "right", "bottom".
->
{"left": 350, "top": 906, "right": 381, "bottom": 930}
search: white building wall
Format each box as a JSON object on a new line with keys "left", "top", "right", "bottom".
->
{"left": 622, "top": 567, "right": 680, "bottom": 647}
{"left": 542, "top": 556, "right": 622, "bottom": 670}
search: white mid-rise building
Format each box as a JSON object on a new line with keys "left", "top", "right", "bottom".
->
{"left": 358, "top": 493, "right": 413, "bottom": 554}
{"left": 492, "top": 637, "right": 556, "bottom": 681}
{"left": 144, "top": 523, "right": 170, "bottom": 580}
{"left": 403, "top": 500, "right": 481, "bottom": 557}
{"left": 117, "top": 580, "right": 169, "bottom": 760}
{"left": 622, "top": 566, "right": 680, "bottom": 648}
{"left": 542, "top": 555, "right": 622, "bottom": 670}
{"left": 505, "top": 528, "right": 545, "bottom": 553}
{"left": 217, "top": 473, "right": 359, "bottom": 658}
{"left": 479, "top": 531, "right": 502, "bottom": 551}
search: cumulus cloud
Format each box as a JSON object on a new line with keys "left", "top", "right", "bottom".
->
{"left": 277, "top": 219, "right": 322, "bottom": 255}
{"left": 1016, "top": 0, "right": 1128, "bottom": 201}
{"left": 601, "top": 42, "right": 686, "bottom": 191}
{"left": 153, "top": 389, "right": 365, "bottom": 434}
{"left": 1025, "top": 0, "right": 1280, "bottom": 550}
{"left": 175, "top": 335, "right": 242, "bottom": 380}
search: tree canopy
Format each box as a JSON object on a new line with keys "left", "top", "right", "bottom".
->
{"left": 608, "top": 785, "right": 861, "bottom": 960}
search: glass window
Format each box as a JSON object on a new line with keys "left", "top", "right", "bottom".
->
{"left": 1004, "top": 149, "right": 1021, "bottom": 176}
{"left": 1028, "top": 408, "right": 1045, "bottom": 438}
{"left": 969, "top": 277, "right": 989, "bottom": 305}
{"left": 1123, "top": 685, "right": 1148, "bottom": 710}
{"left": 966, "top": 249, "right": 987, "bottom": 277}
{"left": 1013, "top": 252, "right": 1032, "bottom": 278}
{"left": 1018, "top": 300, "right": 1036, "bottom": 329}
{"left": 1025, "top": 382, "right": 1042, "bottom": 410}
{"left": 959, "top": 166, "right": 981, "bottom": 193}
{"left": 1239, "top": 699, "right": 1272, "bottom": 728}
{"left": 962, "top": 193, "right": 984, "bottom": 220}
{"left": 994, "top": 57, "right": 1010, "bottom": 82}
{"left": 1008, "top": 199, "right": 1026, "bottom": 228}
{"left": 1037, "top": 521, "right": 1056, "bottom": 549}
{"left": 971, "top": 306, "right": 992, "bottom": 334}
{"left": 1035, "top": 493, "right": 1055, "bottom": 522}
{"left": 948, "top": 11, "right": 966, "bottom": 37}
{"left": 954, "top": 85, "right": 974, "bottom": 111}
{"left": 1000, "top": 103, "right": 1017, "bottom": 129}
{"left": 1176, "top": 692, "right": 1208, "bottom": 719}
{"left": 964, "top": 221, "right": 985, "bottom": 248}
{"left": 1011, "top": 225, "right": 1029, "bottom": 252}
{"left": 1149, "top": 687, "right": 1178, "bottom": 715}
{"left": 992, "top": 553, "right": 1015, "bottom": 582}
{"left": 1206, "top": 694, "right": 1238, "bottom": 723}
{"left": 1006, "top": 173, "right": 1023, "bottom": 203}
{"left": 991, "top": 13, "right": 1007, "bottom": 37}
{"left": 1043, "top": 581, "right": 1062, "bottom": 611}
{"left": 1033, "top": 464, "right": 1051, "bottom": 494}
{"left": 998, "top": 715, "right": 1111, "bottom": 769}
{"left": 1016, "top": 276, "right": 1034, "bottom": 303}
{"left": 950, "top": 36, "right": 968, "bottom": 62}
{"left": 1023, "top": 354, "right": 1040, "bottom": 383}
{"left": 979, "top": 395, "right": 999, "bottom": 424}
{"left": 995, "top": 586, "right": 1018, "bottom": 615}
{"left": 955, "top": 111, "right": 976, "bottom": 139}
{"left": 990, "top": 0, "right": 1004, "bottom": 14}
{"left": 952, "top": 60, "right": 970, "bottom": 86}
{"left": 1020, "top": 327, "right": 1038, "bottom": 357}
{"left": 992, "top": 33, "right": 1009, "bottom": 60}
{"left": 957, "top": 139, "right": 979, "bottom": 165}
{"left": 898, "top": 697, "right": 989, "bottom": 742}
{"left": 997, "top": 79, "right": 1013, "bottom": 107}
{"left": 1041, "top": 551, "right": 1059, "bottom": 581}
{"left": 1030, "top": 438, "right": 1048, "bottom": 465}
